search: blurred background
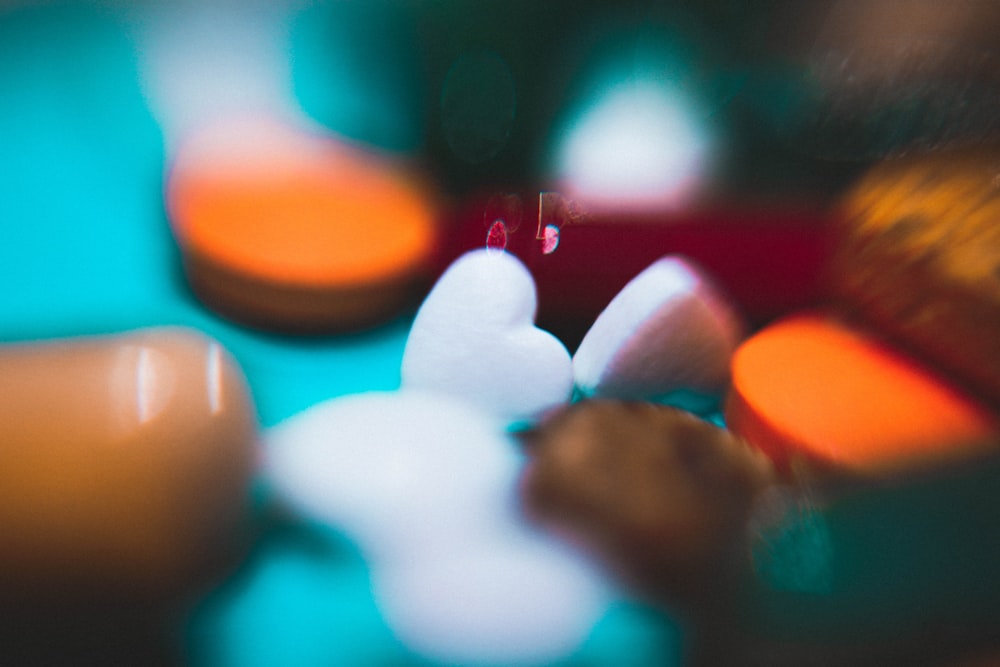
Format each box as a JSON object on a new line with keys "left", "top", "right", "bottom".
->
{"left": 122, "top": 0, "right": 1000, "bottom": 195}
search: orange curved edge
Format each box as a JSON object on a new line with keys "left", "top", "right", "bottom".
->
{"left": 164, "top": 118, "right": 442, "bottom": 290}
{"left": 725, "top": 312, "right": 999, "bottom": 474}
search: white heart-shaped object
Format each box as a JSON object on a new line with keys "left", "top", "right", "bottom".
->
{"left": 263, "top": 390, "right": 523, "bottom": 561}
{"left": 372, "top": 532, "right": 610, "bottom": 667}
{"left": 573, "top": 255, "right": 745, "bottom": 399}
{"left": 401, "top": 249, "right": 573, "bottom": 423}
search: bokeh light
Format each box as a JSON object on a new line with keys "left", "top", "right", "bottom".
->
{"left": 552, "top": 77, "right": 711, "bottom": 212}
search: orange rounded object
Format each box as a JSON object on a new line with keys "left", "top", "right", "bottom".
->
{"left": 166, "top": 115, "right": 441, "bottom": 333}
{"left": 726, "top": 312, "right": 999, "bottom": 475}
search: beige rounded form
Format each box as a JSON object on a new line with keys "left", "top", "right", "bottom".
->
{"left": 0, "top": 327, "right": 259, "bottom": 601}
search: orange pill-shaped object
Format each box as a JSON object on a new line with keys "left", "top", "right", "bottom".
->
{"left": 0, "top": 328, "right": 258, "bottom": 601}
{"left": 167, "top": 116, "right": 442, "bottom": 333}
{"left": 726, "top": 313, "right": 999, "bottom": 475}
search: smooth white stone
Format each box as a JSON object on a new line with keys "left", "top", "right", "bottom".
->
{"left": 401, "top": 249, "right": 573, "bottom": 424}
{"left": 372, "top": 530, "right": 611, "bottom": 667}
{"left": 263, "top": 390, "right": 523, "bottom": 561}
{"left": 573, "top": 255, "right": 745, "bottom": 399}
{"left": 264, "top": 386, "right": 613, "bottom": 665}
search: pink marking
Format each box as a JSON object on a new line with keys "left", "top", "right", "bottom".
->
{"left": 541, "top": 224, "right": 560, "bottom": 255}
{"left": 486, "top": 219, "right": 508, "bottom": 251}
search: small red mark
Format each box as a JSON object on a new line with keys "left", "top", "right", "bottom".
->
{"left": 486, "top": 219, "right": 508, "bottom": 251}
{"left": 541, "top": 224, "right": 560, "bottom": 254}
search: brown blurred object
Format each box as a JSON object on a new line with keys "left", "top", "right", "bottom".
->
{"left": 755, "top": 0, "right": 1000, "bottom": 162}
{"left": 830, "top": 148, "right": 1000, "bottom": 410}
{"left": 0, "top": 327, "right": 260, "bottom": 664}
{"left": 945, "top": 647, "right": 1000, "bottom": 667}
{"left": 518, "top": 400, "right": 775, "bottom": 609}
{"left": 802, "top": 0, "right": 1000, "bottom": 57}
{"left": 521, "top": 401, "right": 1000, "bottom": 665}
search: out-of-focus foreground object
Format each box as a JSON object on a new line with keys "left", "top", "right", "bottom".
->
{"left": 0, "top": 327, "right": 260, "bottom": 663}
{"left": 520, "top": 400, "right": 775, "bottom": 608}
{"left": 520, "top": 401, "right": 1000, "bottom": 667}
{"left": 0, "top": 327, "right": 258, "bottom": 599}
{"left": 724, "top": 448, "right": 1000, "bottom": 667}
{"left": 266, "top": 390, "right": 609, "bottom": 667}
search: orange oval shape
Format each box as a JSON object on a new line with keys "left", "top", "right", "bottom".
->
{"left": 167, "top": 115, "right": 441, "bottom": 333}
{"left": 726, "top": 312, "right": 999, "bottom": 475}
